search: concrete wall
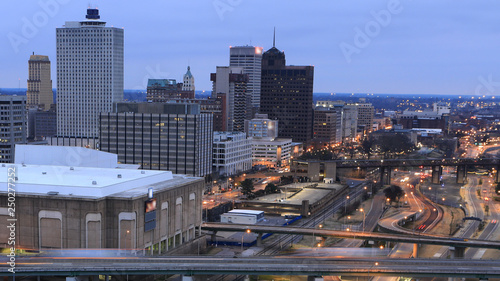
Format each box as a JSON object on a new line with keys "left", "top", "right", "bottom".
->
{"left": 0, "top": 179, "right": 204, "bottom": 254}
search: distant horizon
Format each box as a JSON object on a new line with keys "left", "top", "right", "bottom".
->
{"left": 0, "top": 87, "right": 493, "bottom": 99}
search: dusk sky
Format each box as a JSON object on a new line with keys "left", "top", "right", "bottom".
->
{"left": 2, "top": 0, "right": 500, "bottom": 96}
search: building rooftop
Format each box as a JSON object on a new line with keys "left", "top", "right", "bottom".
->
{"left": 15, "top": 145, "right": 119, "bottom": 169}
{"left": 0, "top": 163, "right": 200, "bottom": 199}
{"left": 29, "top": 55, "right": 49, "bottom": 62}
{"left": 147, "top": 79, "right": 177, "bottom": 87}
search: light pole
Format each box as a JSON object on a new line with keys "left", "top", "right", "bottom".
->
{"left": 203, "top": 201, "right": 208, "bottom": 222}
{"left": 344, "top": 195, "right": 350, "bottom": 228}
{"left": 312, "top": 224, "right": 323, "bottom": 247}
{"left": 241, "top": 229, "right": 250, "bottom": 252}
{"left": 360, "top": 208, "right": 366, "bottom": 232}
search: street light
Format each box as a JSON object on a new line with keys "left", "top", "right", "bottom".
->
{"left": 344, "top": 195, "right": 350, "bottom": 227}
{"left": 242, "top": 229, "right": 251, "bottom": 252}
{"left": 312, "top": 224, "right": 323, "bottom": 247}
{"left": 360, "top": 208, "right": 366, "bottom": 232}
{"left": 203, "top": 201, "right": 208, "bottom": 222}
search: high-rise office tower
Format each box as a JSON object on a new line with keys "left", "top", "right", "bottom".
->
{"left": 210, "top": 66, "right": 249, "bottom": 132}
{"left": 229, "top": 46, "right": 263, "bottom": 111}
{"left": 0, "top": 96, "right": 27, "bottom": 163}
{"left": 260, "top": 36, "right": 314, "bottom": 145}
{"left": 56, "top": 8, "right": 124, "bottom": 138}
{"left": 27, "top": 54, "right": 53, "bottom": 111}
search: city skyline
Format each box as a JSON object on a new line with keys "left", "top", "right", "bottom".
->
{"left": 1, "top": 1, "right": 500, "bottom": 96}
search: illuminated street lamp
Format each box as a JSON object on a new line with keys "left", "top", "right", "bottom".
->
{"left": 344, "top": 195, "right": 350, "bottom": 227}
{"left": 242, "top": 229, "right": 251, "bottom": 251}
{"left": 313, "top": 224, "right": 323, "bottom": 247}
{"left": 360, "top": 208, "right": 366, "bottom": 232}
{"left": 203, "top": 201, "right": 208, "bottom": 222}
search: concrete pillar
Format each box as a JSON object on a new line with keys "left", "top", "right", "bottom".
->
{"left": 412, "top": 243, "right": 419, "bottom": 258}
{"left": 66, "top": 277, "right": 89, "bottom": 281}
{"left": 456, "top": 165, "right": 467, "bottom": 184}
{"left": 432, "top": 166, "right": 442, "bottom": 184}
{"left": 380, "top": 166, "right": 391, "bottom": 185}
{"left": 211, "top": 231, "right": 217, "bottom": 244}
{"left": 308, "top": 162, "right": 321, "bottom": 182}
{"left": 496, "top": 166, "right": 500, "bottom": 183}
{"left": 454, "top": 246, "right": 466, "bottom": 258}
{"left": 301, "top": 200, "right": 310, "bottom": 217}
{"left": 257, "top": 233, "right": 263, "bottom": 247}
{"left": 324, "top": 162, "right": 337, "bottom": 181}
{"left": 307, "top": 276, "right": 324, "bottom": 281}
{"left": 182, "top": 276, "right": 204, "bottom": 281}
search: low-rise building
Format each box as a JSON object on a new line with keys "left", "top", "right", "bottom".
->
{"left": 244, "top": 114, "right": 278, "bottom": 138}
{"left": 213, "top": 131, "right": 252, "bottom": 176}
{"left": 250, "top": 137, "right": 292, "bottom": 168}
{"left": 0, "top": 146, "right": 204, "bottom": 255}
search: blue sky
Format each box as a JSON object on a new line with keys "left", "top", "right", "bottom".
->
{"left": 2, "top": 0, "right": 500, "bottom": 96}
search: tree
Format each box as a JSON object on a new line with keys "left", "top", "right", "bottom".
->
{"left": 361, "top": 137, "right": 374, "bottom": 159}
{"left": 384, "top": 185, "right": 405, "bottom": 203}
{"left": 379, "top": 134, "right": 416, "bottom": 158}
{"left": 240, "top": 179, "right": 254, "bottom": 198}
{"left": 264, "top": 183, "right": 278, "bottom": 194}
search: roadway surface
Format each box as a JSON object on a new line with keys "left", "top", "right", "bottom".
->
{"left": 334, "top": 192, "right": 386, "bottom": 248}
{"left": 4, "top": 256, "right": 500, "bottom": 278}
{"left": 202, "top": 223, "right": 500, "bottom": 250}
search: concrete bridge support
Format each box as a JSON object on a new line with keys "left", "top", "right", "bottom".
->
{"left": 412, "top": 243, "right": 419, "bottom": 258}
{"left": 432, "top": 166, "right": 443, "bottom": 184}
{"left": 182, "top": 275, "right": 204, "bottom": 281}
{"left": 496, "top": 166, "right": 500, "bottom": 183}
{"left": 66, "top": 277, "right": 98, "bottom": 281}
{"left": 380, "top": 166, "right": 391, "bottom": 185}
{"left": 307, "top": 276, "right": 324, "bottom": 281}
{"left": 308, "top": 162, "right": 320, "bottom": 182}
{"left": 456, "top": 165, "right": 467, "bottom": 184}
{"left": 450, "top": 246, "right": 466, "bottom": 258}
{"left": 257, "top": 233, "right": 263, "bottom": 247}
{"left": 324, "top": 162, "right": 337, "bottom": 182}
{"left": 211, "top": 231, "right": 218, "bottom": 244}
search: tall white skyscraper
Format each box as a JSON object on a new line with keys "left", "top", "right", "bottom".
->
{"left": 56, "top": 8, "right": 124, "bottom": 138}
{"left": 229, "top": 46, "right": 263, "bottom": 109}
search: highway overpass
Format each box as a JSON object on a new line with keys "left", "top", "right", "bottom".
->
{"left": 3, "top": 256, "right": 500, "bottom": 279}
{"left": 292, "top": 157, "right": 500, "bottom": 184}
{"left": 202, "top": 222, "right": 500, "bottom": 250}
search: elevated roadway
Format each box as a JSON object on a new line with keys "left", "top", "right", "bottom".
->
{"left": 202, "top": 223, "right": 500, "bottom": 250}
{"left": 4, "top": 256, "right": 500, "bottom": 278}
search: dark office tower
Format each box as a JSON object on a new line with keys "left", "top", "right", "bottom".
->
{"left": 260, "top": 40, "right": 314, "bottom": 145}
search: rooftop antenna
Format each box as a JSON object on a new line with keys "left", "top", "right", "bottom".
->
{"left": 273, "top": 27, "right": 276, "bottom": 48}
